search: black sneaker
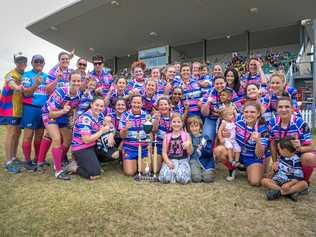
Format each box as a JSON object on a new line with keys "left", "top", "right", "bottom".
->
{"left": 288, "top": 192, "right": 299, "bottom": 202}
{"left": 55, "top": 171, "right": 71, "bottom": 181}
{"left": 266, "top": 189, "right": 281, "bottom": 201}
{"left": 24, "top": 160, "right": 37, "bottom": 172}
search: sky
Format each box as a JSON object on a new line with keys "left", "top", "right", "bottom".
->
{"left": 0, "top": 0, "right": 93, "bottom": 80}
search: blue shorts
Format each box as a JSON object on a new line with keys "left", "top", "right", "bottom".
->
{"left": 47, "top": 116, "right": 69, "bottom": 128}
{"left": 240, "top": 154, "right": 263, "bottom": 168}
{"left": 0, "top": 116, "right": 21, "bottom": 126}
{"left": 123, "top": 145, "right": 148, "bottom": 160}
{"left": 21, "top": 105, "right": 44, "bottom": 129}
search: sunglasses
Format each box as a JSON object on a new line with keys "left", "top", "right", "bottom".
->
{"left": 78, "top": 63, "right": 87, "bottom": 67}
{"left": 93, "top": 62, "right": 103, "bottom": 66}
{"left": 34, "top": 60, "right": 44, "bottom": 64}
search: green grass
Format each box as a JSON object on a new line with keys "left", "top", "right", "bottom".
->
{"left": 0, "top": 130, "right": 315, "bottom": 237}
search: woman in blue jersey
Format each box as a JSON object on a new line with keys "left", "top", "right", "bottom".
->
{"left": 38, "top": 71, "right": 82, "bottom": 180}
{"left": 72, "top": 97, "right": 111, "bottom": 180}
{"left": 214, "top": 101, "right": 269, "bottom": 185}
{"left": 119, "top": 95, "right": 148, "bottom": 176}
{"left": 240, "top": 58, "right": 268, "bottom": 96}
{"left": 127, "top": 61, "right": 146, "bottom": 94}
{"left": 179, "top": 63, "right": 202, "bottom": 118}
{"left": 268, "top": 96, "right": 316, "bottom": 184}
{"left": 268, "top": 72, "right": 300, "bottom": 115}
{"left": 152, "top": 97, "right": 173, "bottom": 170}
{"left": 21, "top": 55, "right": 49, "bottom": 170}
{"left": 141, "top": 79, "right": 158, "bottom": 114}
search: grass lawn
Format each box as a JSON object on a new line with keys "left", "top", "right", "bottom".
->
{"left": 0, "top": 130, "right": 315, "bottom": 237}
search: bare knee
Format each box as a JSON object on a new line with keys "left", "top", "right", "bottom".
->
{"left": 248, "top": 178, "right": 261, "bottom": 187}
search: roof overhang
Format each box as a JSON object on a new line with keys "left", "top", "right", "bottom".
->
{"left": 26, "top": 0, "right": 316, "bottom": 60}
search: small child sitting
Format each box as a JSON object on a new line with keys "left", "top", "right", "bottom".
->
{"left": 217, "top": 108, "right": 241, "bottom": 180}
{"left": 187, "top": 116, "right": 215, "bottom": 183}
{"left": 159, "top": 113, "right": 193, "bottom": 184}
{"left": 261, "top": 136, "right": 308, "bottom": 201}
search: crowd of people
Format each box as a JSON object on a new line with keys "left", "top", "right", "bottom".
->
{"left": 0, "top": 50, "right": 315, "bottom": 201}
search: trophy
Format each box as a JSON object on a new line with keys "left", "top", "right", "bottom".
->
{"left": 134, "top": 115, "right": 159, "bottom": 182}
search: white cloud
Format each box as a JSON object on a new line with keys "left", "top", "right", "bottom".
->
{"left": 0, "top": 0, "right": 93, "bottom": 81}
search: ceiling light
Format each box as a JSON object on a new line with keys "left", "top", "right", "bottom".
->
{"left": 249, "top": 7, "right": 258, "bottom": 15}
{"left": 226, "top": 35, "right": 231, "bottom": 39}
{"left": 110, "top": 0, "right": 120, "bottom": 6}
{"left": 301, "top": 19, "right": 312, "bottom": 26}
{"left": 149, "top": 31, "right": 158, "bottom": 37}
{"left": 89, "top": 47, "right": 95, "bottom": 52}
{"left": 50, "top": 26, "right": 58, "bottom": 31}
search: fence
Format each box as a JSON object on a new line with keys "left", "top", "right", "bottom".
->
{"left": 301, "top": 109, "right": 316, "bottom": 129}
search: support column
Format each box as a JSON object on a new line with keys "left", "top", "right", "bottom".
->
{"left": 168, "top": 45, "right": 171, "bottom": 64}
{"left": 312, "top": 19, "right": 316, "bottom": 129}
{"left": 202, "top": 39, "right": 207, "bottom": 63}
{"left": 113, "top": 56, "right": 118, "bottom": 75}
{"left": 246, "top": 31, "right": 251, "bottom": 56}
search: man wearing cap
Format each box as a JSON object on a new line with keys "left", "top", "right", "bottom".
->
{"left": 88, "top": 55, "right": 113, "bottom": 96}
{"left": 0, "top": 53, "right": 27, "bottom": 173}
{"left": 20, "top": 55, "right": 49, "bottom": 171}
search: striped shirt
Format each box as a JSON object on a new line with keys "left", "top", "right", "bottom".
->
{"left": 88, "top": 69, "right": 113, "bottom": 95}
{"left": 127, "top": 79, "right": 145, "bottom": 92}
{"left": 179, "top": 79, "right": 202, "bottom": 117}
{"left": 42, "top": 87, "right": 81, "bottom": 124}
{"left": 268, "top": 115, "right": 312, "bottom": 146}
{"left": 274, "top": 154, "right": 304, "bottom": 181}
{"left": 118, "top": 109, "right": 148, "bottom": 148}
{"left": 72, "top": 110, "right": 105, "bottom": 151}
{"left": 0, "top": 69, "right": 23, "bottom": 117}
{"left": 268, "top": 86, "right": 299, "bottom": 114}
{"left": 155, "top": 114, "right": 172, "bottom": 143}
{"left": 76, "top": 90, "right": 95, "bottom": 117}
{"left": 47, "top": 65, "right": 73, "bottom": 89}
{"left": 235, "top": 116, "right": 269, "bottom": 158}
{"left": 141, "top": 93, "right": 158, "bottom": 114}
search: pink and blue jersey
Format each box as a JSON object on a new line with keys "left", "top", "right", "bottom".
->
{"left": 76, "top": 90, "right": 95, "bottom": 117}
{"left": 22, "top": 70, "right": 48, "bottom": 107}
{"left": 106, "top": 109, "right": 122, "bottom": 131}
{"left": 72, "top": 110, "right": 105, "bottom": 151}
{"left": 268, "top": 86, "right": 300, "bottom": 115}
{"left": 47, "top": 65, "right": 73, "bottom": 89}
{"left": 198, "top": 74, "right": 213, "bottom": 95}
{"left": 88, "top": 69, "right": 113, "bottom": 95}
{"left": 127, "top": 79, "right": 145, "bottom": 92}
{"left": 109, "top": 89, "right": 129, "bottom": 108}
{"left": 268, "top": 115, "right": 312, "bottom": 146}
{"left": 118, "top": 110, "right": 148, "bottom": 149}
{"left": 201, "top": 88, "right": 241, "bottom": 118}
{"left": 171, "top": 101, "right": 185, "bottom": 116}
{"left": 235, "top": 116, "right": 269, "bottom": 159}
{"left": 42, "top": 87, "right": 81, "bottom": 125}
{"left": 141, "top": 93, "right": 158, "bottom": 114}
{"left": 179, "top": 79, "right": 202, "bottom": 117}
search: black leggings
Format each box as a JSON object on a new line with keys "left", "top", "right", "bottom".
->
{"left": 73, "top": 147, "right": 101, "bottom": 179}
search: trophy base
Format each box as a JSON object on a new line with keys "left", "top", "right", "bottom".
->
{"left": 134, "top": 173, "right": 159, "bottom": 182}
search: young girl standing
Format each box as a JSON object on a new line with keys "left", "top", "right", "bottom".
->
{"left": 159, "top": 113, "right": 193, "bottom": 184}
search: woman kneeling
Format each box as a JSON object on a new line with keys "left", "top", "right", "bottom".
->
{"left": 72, "top": 97, "right": 112, "bottom": 180}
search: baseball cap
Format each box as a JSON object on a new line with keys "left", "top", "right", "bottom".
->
{"left": 31, "top": 54, "right": 45, "bottom": 64}
{"left": 14, "top": 52, "right": 27, "bottom": 64}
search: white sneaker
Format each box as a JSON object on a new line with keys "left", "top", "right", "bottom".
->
{"left": 226, "top": 169, "right": 236, "bottom": 182}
